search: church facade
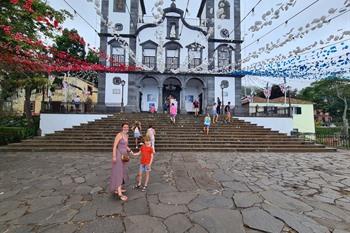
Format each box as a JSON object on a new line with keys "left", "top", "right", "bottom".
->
{"left": 98, "top": 0, "right": 242, "bottom": 113}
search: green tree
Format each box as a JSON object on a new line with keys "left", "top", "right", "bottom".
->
{"left": 0, "top": 0, "right": 68, "bottom": 126}
{"left": 298, "top": 77, "right": 350, "bottom": 136}
{"left": 86, "top": 49, "right": 99, "bottom": 64}
{"left": 54, "top": 28, "right": 86, "bottom": 59}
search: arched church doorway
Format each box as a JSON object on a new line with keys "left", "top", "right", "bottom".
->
{"left": 140, "top": 76, "right": 158, "bottom": 112}
{"left": 163, "top": 77, "right": 182, "bottom": 112}
{"left": 185, "top": 78, "right": 205, "bottom": 114}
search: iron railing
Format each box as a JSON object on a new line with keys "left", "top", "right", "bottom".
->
{"left": 297, "top": 132, "right": 349, "bottom": 149}
{"left": 41, "top": 101, "right": 96, "bottom": 113}
{"left": 233, "top": 106, "right": 292, "bottom": 117}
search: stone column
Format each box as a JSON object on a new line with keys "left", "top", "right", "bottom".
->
{"left": 180, "top": 87, "right": 186, "bottom": 113}
{"left": 234, "top": 0, "right": 242, "bottom": 114}
{"left": 96, "top": 0, "right": 109, "bottom": 112}
{"left": 157, "top": 86, "right": 163, "bottom": 112}
{"left": 202, "top": 87, "right": 208, "bottom": 114}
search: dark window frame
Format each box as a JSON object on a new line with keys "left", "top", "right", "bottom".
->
{"left": 140, "top": 40, "right": 158, "bottom": 70}
{"left": 110, "top": 45, "right": 125, "bottom": 66}
{"left": 164, "top": 41, "right": 182, "bottom": 70}
{"left": 294, "top": 107, "right": 302, "bottom": 115}
{"left": 142, "top": 49, "right": 157, "bottom": 69}
{"left": 217, "top": 45, "right": 233, "bottom": 69}
{"left": 186, "top": 43, "right": 204, "bottom": 69}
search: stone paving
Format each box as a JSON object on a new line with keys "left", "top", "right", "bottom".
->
{"left": 0, "top": 151, "right": 350, "bottom": 233}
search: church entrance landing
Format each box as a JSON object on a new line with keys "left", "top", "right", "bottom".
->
{"left": 163, "top": 77, "right": 181, "bottom": 112}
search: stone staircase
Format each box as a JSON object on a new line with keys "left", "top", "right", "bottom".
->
{"left": 0, "top": 113, "right": 336, "bottom": 152}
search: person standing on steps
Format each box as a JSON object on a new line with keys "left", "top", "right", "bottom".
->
{"left": 193, "top": 98, "right": 200, "bottom": 117}
{"left": 203, "top": 113, "right": 211, "bottom": 135}
{"left": 224, "top": 102, "right": 231, "bottom": 124}
{"left": 132, "top": 121, "right": 142, "bottom": 149}
{"left": 146, "top": 125, "right": 156, "bottom": 152}
{"left": 170, "top": 103, "right": 177, "bottom": 124}
{"left": 216, "top": 97, "right": 222, "bottom": 116}
{"left": 110, "top": 122, "right": 131, "bottom": 201}
{"left": 211, "top": 103, "right": 218, "bottom": 124}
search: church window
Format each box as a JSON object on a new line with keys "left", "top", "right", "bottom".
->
{"left": 164, "top": 41, "right": 182, "bottom": 70}
{"left": 217, "top": 45, "right": 232, "bottom": 68}
{"left": 166, "top": 49, "right": 179, "bottom": 69}
{"left": 111, "top": 46, "right": 125, "bottom": 66}
{"left": 140, "top": 40, "right": 158, "bottom": 69}
{"left": 143, "top": 49, "right": 156, "bottom": 69}
{"left": 186, "top": 43, "right": 204, "bottom": 69}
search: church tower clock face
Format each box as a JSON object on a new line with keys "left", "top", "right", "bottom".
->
{"left": 220, "top": 28, "right": 230, "bottom": 38}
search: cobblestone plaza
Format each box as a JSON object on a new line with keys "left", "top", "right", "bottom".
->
{"left": 1, "top": 151, "right": 350, "bottom": 233}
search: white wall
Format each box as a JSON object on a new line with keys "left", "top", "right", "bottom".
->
{"left": 141, "top": 86, "right": 159, "bottom": 111}
{"left": 105, "top": 73, "right": 129, "bottom": 106}
{"left": 249, "top": 102, "right": 315, "bottom": 133}
{"left": 215, "top": 77, "right": 236, "bottom": 106}
{"left": 40, "top": 114, "right": 111, "bottom": 136}
{"left": 214, "top": 0, "right": 235, "bottom": 37}
{"left": 238, "top": 117, "right": 293, "bottom": 135}
{"left": 108, "top": 0, "right": 131, "bottom": 35}
{"left": 184, "top": 87, "right": 201, "bottom": 112}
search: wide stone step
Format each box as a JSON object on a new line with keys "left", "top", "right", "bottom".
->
{"left": 0, "top": 146, "right": 336, "bottom": 152}
{"left": 5, "top": 142, "right": 325, "bottom": 148}
{"left": 25, "top": 138, "right": 307, "bottom": 143}
{"left": 0, "top": 113, "right": 334, "bottom": 152}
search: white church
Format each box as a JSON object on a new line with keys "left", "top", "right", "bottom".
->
{"left": 98, "top": 0, "right": 243, "bottom": 113}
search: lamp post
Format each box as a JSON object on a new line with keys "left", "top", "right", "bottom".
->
{"left": 220, "top": 83, "right": 225, "bottom": 115}
{"left": 220, "top": 80, "right": 229, "bottom": 115}
{"left": 121, "top": 80, "right": 126, "bottom": 113}
{"left": 113, "top": 77, "right": 126, "bottom": 113}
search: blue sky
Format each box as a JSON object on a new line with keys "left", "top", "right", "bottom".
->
{"left": 48, "top": 0, "right": 350, "bottom": 90}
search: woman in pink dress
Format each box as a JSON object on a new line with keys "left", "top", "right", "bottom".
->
{"left": 169, "top": 103, "right": 177, "bottom": 124}
{"left": 110, "top": 122, "right": 131, "bottom": 201}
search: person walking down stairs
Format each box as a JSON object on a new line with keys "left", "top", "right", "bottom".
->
{"left": 211, "top": 103, "right": 219, "bottom": 124}
{"left": 193, "top": 98, "right": 200, "bottom": 117}
{"left": 203, "top": 113, "right": 211, "bottom": 135}
{"left": 224, "top": 102, "right": 231, "bottom": 124}
{"left": 169, "top": 103, "right": 177, "bottom": 124}
{"left": 146, "top": 125, "right": 156, "bottom": 152}
{"left": 132, "top": 121, "right": 142, "bottom": 149}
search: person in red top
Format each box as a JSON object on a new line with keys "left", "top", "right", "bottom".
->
{"left": 132, "top": 135, "right": 154, "bottom": 191}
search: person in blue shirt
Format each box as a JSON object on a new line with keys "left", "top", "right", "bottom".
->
{"left": 203, "top": 113, "right": 211, "bottom": 135}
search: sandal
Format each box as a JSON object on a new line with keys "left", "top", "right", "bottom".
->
{"left": 133, "top": 184, "right": 142, "bottom": 189}
{"left": 118, "top": 194, "right": 128, "bottom": 201}
{"left": 141, "top": 186, "right": 147, "bottom": 192}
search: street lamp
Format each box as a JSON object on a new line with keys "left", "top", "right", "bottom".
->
{"left": 220, "top": 80, "right": 229, "bottom": 115}
{"left": 113, "top": 77, "right": 126, "bottom": 113}
{"left": 121, "top": 80, "right": 126, "bottom": 113}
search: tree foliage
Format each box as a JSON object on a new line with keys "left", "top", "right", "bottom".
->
{"left": 0, "top": 0, "right": 67, "bottom": 125}
{"left": 298, "top": 77, "right": 350, "bottom": 136}
{"left": 54, "top": 28, "right": 86, "bottom": 59}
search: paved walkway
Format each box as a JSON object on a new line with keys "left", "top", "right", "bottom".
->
{"left": 0, "top": 151, "right": 350, "bottom": 233}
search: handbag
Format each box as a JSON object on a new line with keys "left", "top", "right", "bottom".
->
{"left": 121, "top": 154, "right": 130, "bottom": 163}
